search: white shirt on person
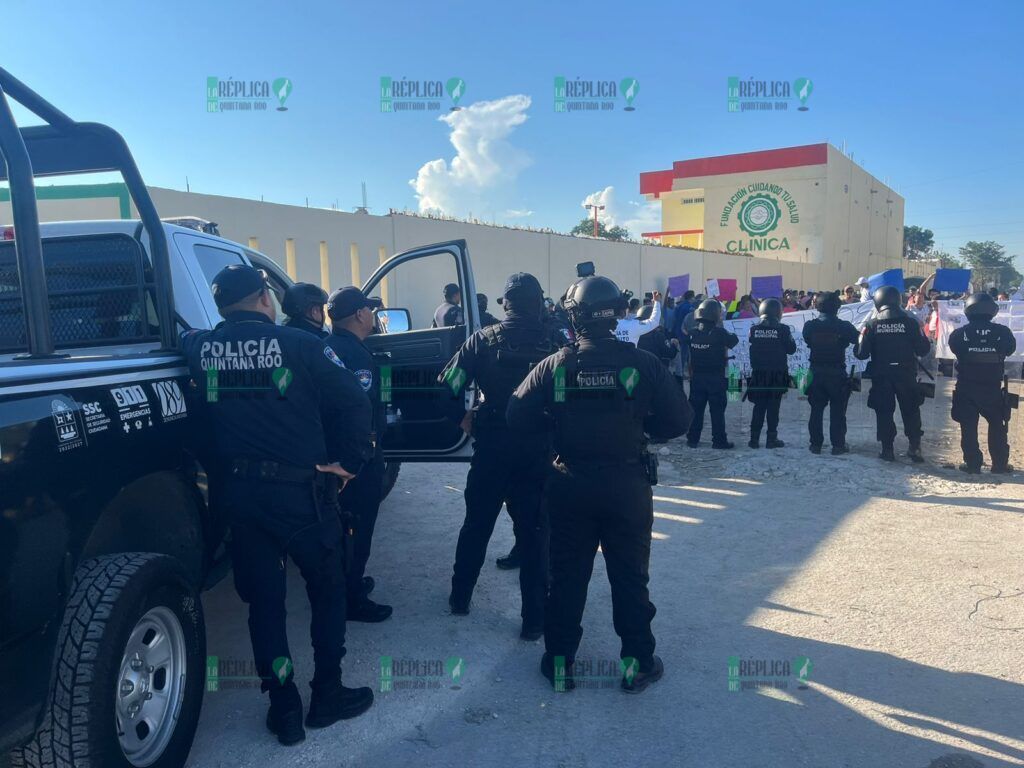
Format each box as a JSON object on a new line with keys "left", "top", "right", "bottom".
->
{"left": 615, "top": 300, "right": 662, "bottom": 346}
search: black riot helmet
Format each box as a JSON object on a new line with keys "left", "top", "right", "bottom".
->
{"left": 282, "top": 282, "right": 328, "bottom": 319}
{"left": 758, "top": 298, "right": 783, "bottom": 321}
{"left": 694, "top": 299, "right": 722, "bottom": 324}
{"left": 562, "top": 275, "right": 627, "bottom": 328}
{"left": 964, "top": 291, "right": 998, "bottom": 320}
{"left": 815, "top": 290, "right": 842, "bottom": 316}
{"left": 872, "top": 285, "right": 901, "bottom": 311}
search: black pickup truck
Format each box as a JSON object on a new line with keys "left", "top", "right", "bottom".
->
{"left": 0, "top": 69, "right": 480, "bottom": 767}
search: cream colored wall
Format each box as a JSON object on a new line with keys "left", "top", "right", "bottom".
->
{"left": 0, "top": 196, "right": 124, "bottom": 223}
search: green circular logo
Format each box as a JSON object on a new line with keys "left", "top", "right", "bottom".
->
{"left": 738, "top": 193, "right": 782, "bottom": 236}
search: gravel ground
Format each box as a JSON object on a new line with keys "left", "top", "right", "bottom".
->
{"left": 187, "top": 388, "right": 1024, "bottom": 768}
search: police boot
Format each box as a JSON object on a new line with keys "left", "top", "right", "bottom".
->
{"left": 448, "top": 591, "right": 471, "bottom": 615}
{"left": 348, "top": 597, "right": 393, "bottom": 623}
{"left": 361, "top": 576, "right": 375, "bottom": 597}
{"left": 991, "top": 463, "right": 1015, "bottom": 475}
{"left": 907, "top": 444, "right": 924, "bottom": 463}
{"left": 712, "top": 441, "right": 735, "bottom": 450}
{"left": 621, "top": 655, "right": 664, "bottom": 694}
{"left": 748, "top": 434, "right": 760, "bottom": 449}
{"left": 809, "top": 444, "right": 822, "bottom": 454}
{"left": 496, "top": 544, "right": 521, "bottom": 570}
{"left": 958, "top": 463, "right": 981, "bottom": 474}
{"left": 265, "top": 681, "right": 305, "bottom": 746}
{"left": 766, "top": 435, "right": 785, "bottom": 449}
{"left": 520, "top": 620, "right": 543, "bottom": 641}
{"left": 305, "top": 680, "right": 374, "bottom": 729}
{"left": 540, "top": 652, "right": 575, "bottom": 692}
{"left": 831, "top": 445, "right": 850, "bottom": 456}
{"left": 879, "top": 444, "right": 896, "bottom": 462}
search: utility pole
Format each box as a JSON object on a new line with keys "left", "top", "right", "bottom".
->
{"left": 585, "top": 203, "right": 605, "bottom": 238}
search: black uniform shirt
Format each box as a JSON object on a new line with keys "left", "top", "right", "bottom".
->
{"left": 688, "top": 322, "right": 740, "bottom": 376}
{"left": 182, "top": 311, "right": 372, "bottom": 474}
{"left": 326, "top": 328, "right": 386, "bottom": 454}
{"left": 749, "top": 320, "right": 796, "bottom": 372}
{"left": 803, "top": 315, "right": 859, "bottom": 369}
{"left": 949, "top": 318, "right": 1017, "bottom": 385}
{"left": 283, "top": 315, "right": 328, "bottom": 338}
{"left": 855, "top": 307, "right": 930, "bottom": 375}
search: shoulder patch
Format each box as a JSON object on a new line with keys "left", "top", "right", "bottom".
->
{"left": 324, "top": 346, "right": 346, "bottom": 368}
{"left": 355, "top": 368, "right": 373, "bottom": 391}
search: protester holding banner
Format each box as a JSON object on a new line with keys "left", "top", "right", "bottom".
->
{"left": 949, "top": 293, "right": 1017, "bottom": 474}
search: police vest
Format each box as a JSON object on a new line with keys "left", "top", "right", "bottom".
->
{"left": 551, "top": 344, "right": 645, "bottom": 464}
{"left": 476, "top": 324, "right": 559, "bottom": 427}
{"left": 749, "top": 322, "right": 789, "bottom": 371}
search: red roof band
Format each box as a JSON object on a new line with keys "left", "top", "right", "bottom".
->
{"left": 640, "top": 143, "right": 829, "bottom": 198}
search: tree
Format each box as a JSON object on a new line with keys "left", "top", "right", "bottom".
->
{"left": 570, "top": 217, "right": 631, "bottom": 241}
{"left": 958, "top": 240, "right": 1022, "bottom": 289}
{"left": 931, "top": 249, "right": 963, "bottom": 269}
{"left": 903, "top": 225, "right": 934, "bottom": 260}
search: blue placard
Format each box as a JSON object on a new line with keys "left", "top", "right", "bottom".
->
{"left": 867, "top": 269, "right": 904, "bottom": 293}
{"left": 933, "top": 268, "right": 971, "bottom": 293}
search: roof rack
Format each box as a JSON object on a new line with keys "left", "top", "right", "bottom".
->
{"left": 0, "top": 67, "right": 176, "bottom": 356}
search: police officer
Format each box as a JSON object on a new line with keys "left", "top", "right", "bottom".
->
{"left": 282, "top": 282, "right": 329, "bottom": 337}
{"left": 325, "top": 286, "right": 394, "bottom": 622}
{"left": 747, "top": 298, "right": 796, "bottom": 448}
{"left": 440, "top": 272, "right": 566, "bottom": 639}
{"left": 432, "top": 283, "right": 464, "bottom": 327}
{"left": 949, "top": 292, "right": 1017, "bottom": 473}
{"left": 855, "top": 285, "right": 931, "bottom": 462}
{"left": 686, "top": 299, "right": 740, "bottom": 449}
{"left": 478, "top": 292, "right": 500, "bottom": 327}
{"left": 506, "top": 275, "right": 692, "bottom": 693}
{"left": 183, "top": 265, "right": 374, "bottom": 745}
{"left": 803, "top": 291, "right": 859, "bottom": 454}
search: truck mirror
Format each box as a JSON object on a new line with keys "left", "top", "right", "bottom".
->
{"left": 375, "top": 307, "right": 411, "bottom": 334}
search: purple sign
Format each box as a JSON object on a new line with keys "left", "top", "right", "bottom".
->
{"left": 751, "top": 275, "right": 783, "bottom": 299}
{"left": 667, "top": 274, "right": 690, "bottom": 297}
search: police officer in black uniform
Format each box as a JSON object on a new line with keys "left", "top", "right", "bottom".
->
{"left": 747, "top": 298, "right": 796, "bottom": 449}
{"left": 282, "top": 282, "right": 329, "bottom": 338}
{"left": 506, "top": 275, "right": 692, "bottom": 693}
{"left": 803, "top": 291, "right": 859, "bottom": 454}
{"left": 686, "top": 299, "right": 739, "bottom": 449}
{"left": 440, "top": 272, "right": 566, "bottom": 639}
{"left": 855, "top": 285, "right": 931, "bottom": 462}
{"left": 325, "top": 286, "right": 394, "bottom": 622}
{"left": 478, "top": 292, "right": 500, "bottom": 328}
{"left": 183, "top": 265, "right": 374, "bottom": 745}
{"left": 432, "top": 283, "right": 464, "bottom": 328}
{"left": 949, "top": 292, "right": 1017, "bottom": 473}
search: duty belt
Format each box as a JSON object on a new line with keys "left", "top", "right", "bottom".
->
{"left": 229, "top": 459, "right": 316, "bottom": 485}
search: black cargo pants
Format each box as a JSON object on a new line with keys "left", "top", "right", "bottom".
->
{"left": 339, "top": 453, "right": 384, "bottom": 603}
{"left": 807, "top": 367, "right": 852, "bottom": 448}
{"left": 867, "top": 373, "right": 923, "bottom": 447}
{"left": 952, "top": 382, "right": 1009, "bottom": 469}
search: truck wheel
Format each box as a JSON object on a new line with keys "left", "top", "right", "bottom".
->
{"left": 381, "top": 461, "right": 401, "bottom": 500}
{"left": 11, "top": 553, "right": 205, "bottom": 768}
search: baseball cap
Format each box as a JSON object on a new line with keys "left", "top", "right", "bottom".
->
{"left": 211, "top": 264, "right": 267, "bottom": 309}
{"left": 326, "top": 286, "right": 382, "bottom": 319}
{"left": 504, "top": 272, "right": 543, "bottom": 302}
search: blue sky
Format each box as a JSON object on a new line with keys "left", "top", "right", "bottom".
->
{"left": 4, "top": 0, "right": 1023, "bottom": 259}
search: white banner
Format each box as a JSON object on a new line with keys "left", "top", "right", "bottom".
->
{"left": 934, "top": 300, "right": 1024, "bottom": 362}
{"left": 723, "top": 301, "right": 874, "bottom": 378}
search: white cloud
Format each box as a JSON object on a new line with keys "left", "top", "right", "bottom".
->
{"left": 411, "top": 95, "right": 532, "bottom": 216}
{"left": 503, "top": 208, "right": 534, "bottom": 218}
{"left": 579, "top": 186, "right": 661, "bottom": 238}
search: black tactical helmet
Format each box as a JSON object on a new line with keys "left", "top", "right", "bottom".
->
{"left": 873, "top": 285, "right": 901, "bottom": 311}
{"left": 694, "top": 299, "right": 722, "bottom": 323}
{"left": 562, "top": 275, "right": 627, "bottom": 327}
{"left": 282, "top": 282, "right": 328, "bottom": 318}
{"left": 758, "top": 298, "right": 783, "bottom": 321}
{"left": 964, "top": 291, "right": 998, "bottom": 320}
{"left": 815, "top": 291, "right": 842, "bottom": 315}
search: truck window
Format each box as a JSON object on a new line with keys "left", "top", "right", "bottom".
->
{"left": 192, "top": 243, "right": 245, "bottom": 285}
{"left": 0, "top": 234, "right": 159, "bottom": 353}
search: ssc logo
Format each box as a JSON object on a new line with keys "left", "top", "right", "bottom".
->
{"left": 355, "top": 369, "right": 373, "bottom": 392}
{"left": 738, "top": 194, "right": 781, "bottom": 237}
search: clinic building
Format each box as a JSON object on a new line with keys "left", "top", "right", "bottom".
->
{"left": 640, "top": 143, "right": 905, "bottom": 285}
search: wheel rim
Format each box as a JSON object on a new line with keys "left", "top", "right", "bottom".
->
{"left": 115, "top": 606, "right": 187, "bottom": 767}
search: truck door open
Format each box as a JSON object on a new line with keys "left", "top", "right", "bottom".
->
{"left": 361, "top": 240, "right": 478, "bottom": 461}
